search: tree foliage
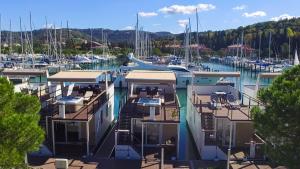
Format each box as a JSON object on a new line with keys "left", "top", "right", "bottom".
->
{"left": 251, "top": 65, "right": 300, "bottom": 169}
{"left": 0, "top": 78, "right": 44, "bottom": 168}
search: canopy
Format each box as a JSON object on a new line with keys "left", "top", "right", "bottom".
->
{"left": 125, "top": 70, "right": 176, "bottom": 84}
{"left": 48, "top": 70, "right": 105, "bottom": 83}
{"left": 2, "top": 69, "right": 48, "bottom": 76}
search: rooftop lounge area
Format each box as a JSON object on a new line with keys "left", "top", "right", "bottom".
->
{"left": 190, "top": 84, "right": 263, "bottom": 122}
{"left": 124, "top": 70, "right": 180, "bottom": 123}
{"left": 39, "top": 70, "right": 112, "bottom": 121}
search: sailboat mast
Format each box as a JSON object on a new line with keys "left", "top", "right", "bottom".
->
{"left": 19, "top": 17, "right": 24, "bottom": 54}
{"left": 196, "top": 8, "right": 200, "bottom": 60}
{"left": 135, "top": 13, "right": 139, "bottom": 58}
{"left": 101, "top": 28, "right": 104, "bottom": 55}
{"left": 189, "top": 18, "right": 192, "bottom": 63}
{"left": 9, "top": 19, "right": 12, "bottom": 55}
{"left": 54, "top": 24, "right": 57, "bottom": 60}
{"left": 59, "top": 21, "right": 63, "bottom": 62}
{"left": 45, "top": 17, "right": 49, "bottom": 56}
{"left": 67, "top": 20, "right": 70, "bottom": 40}
{"left": 240, "top": 31, "right": 244, "bottom": 59}
{"left": 90, "top": 28, "right": 93, "bottom": 54}
{"left": 268, "top": 32, "right": 272, "bottom": 62}
{"left": 184, "top": 21, "right": 190, "bottom": 68}
{"left": 29, "top": 12, "right": 33, "bottom": 54}
{"left": 258, "top": 31, "right": 261, "bottom": 61}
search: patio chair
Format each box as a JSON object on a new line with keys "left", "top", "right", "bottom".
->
{"left": 210, "top": 94, "right": 221, "bottom": 109}
{"left": 226, "top": 94, "right": 240, "bottom": 109}
{"left": 83, "top": 91, "right": 93, "bottom": 102}
{"left": 139, "top": 91, "right": 147, "bottom": 98}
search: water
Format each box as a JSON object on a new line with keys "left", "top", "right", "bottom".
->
{"left": 177, "top": 89, "right": 199, "bottom": 160}
{"left": 202, "top": 62, "right": 272, "bottom": 87}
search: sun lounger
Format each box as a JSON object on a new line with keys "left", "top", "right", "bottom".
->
{"left": 227, "top": 94, "right": 240, "bottom": 109}
{"left": 210, "top": 94, "right": 221, "bottom": 109}
{"left": 83, "top": 91, "right": 93, "bottom": 102}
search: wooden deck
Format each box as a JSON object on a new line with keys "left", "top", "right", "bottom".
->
{"left": 193, "top": 94, "right": 252, "bottom": 121}
{"left": 28, "top": 157, "right": 191, "bottom": 169}
{"left": 49, "top": 90, "right": 107, "bottom": 121}
{"left": 124, "top": 94, "right": 180, "bottom": 123}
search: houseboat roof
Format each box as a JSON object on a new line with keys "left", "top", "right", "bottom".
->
{"left": 125, "top": 70, "right": 176, "bottom": 84}
{"left": 259, "top": 72, "right": 281, "bottom": 78}
{"left": 193, "top": 71, "right": 241, "bottom": 77}
{"left": 48, "top": 70, "right": 105, "bottom": 83}
{"left": 2, "top": 69, "right": 48, "bottom": 76}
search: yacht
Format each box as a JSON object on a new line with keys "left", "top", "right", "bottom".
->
{"left": 115, "top": 53, "right": 219, "bottom": 88}
{"left": 73, "top": 55, "right": 92, "bottom": 64}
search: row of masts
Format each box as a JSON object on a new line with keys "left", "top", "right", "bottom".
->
{"left": 184, "top": 9, "right": 201, "bottom": 68}
{"left": 0, "top": 13, "right": 66, "bottom": 65}
{"left": 232, "top": 30, "right": 297, "bottom": 64}
{"left": 134, "top": 14, "right": 153, "bottom": 58}
{"left": 0, "top": 13, "right": 35, "bottom": 56}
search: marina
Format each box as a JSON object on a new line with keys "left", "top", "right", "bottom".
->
{"left": 0, "top": 1, "right": 299, "bottom": 168}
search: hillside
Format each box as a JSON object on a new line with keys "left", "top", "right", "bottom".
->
{"left": 1, "top": 17, "right": 300, "bottom": 58}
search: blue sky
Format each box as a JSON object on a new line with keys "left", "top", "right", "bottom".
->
{"left": 0, "top": 0, "right": 299, "bottom": 33}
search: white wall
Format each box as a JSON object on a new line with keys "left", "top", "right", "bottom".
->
{"left": 186, "top": 85, "right": 229, "bottom": 160}
{"left": 94, "top": 84, "right": 115, "bottom": 144}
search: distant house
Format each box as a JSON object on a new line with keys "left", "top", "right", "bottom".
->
{"left": 227, "top": 44, "right": 255, "bottom": 56}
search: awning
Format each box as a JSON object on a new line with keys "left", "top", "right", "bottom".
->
{"left": 125, "top": 70, "right": 176, "bottom": 84}
{"left": 48, "top": 70, "right": 105, "bottom": 83}
{"left": 2, "top": 69, "right": 48, "bottom": 76}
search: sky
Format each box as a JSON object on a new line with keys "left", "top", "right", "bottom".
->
{"left": 0, "top": 0, "right": 299, "bottom": 33}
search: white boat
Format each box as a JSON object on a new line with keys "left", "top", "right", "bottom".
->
{"left": 114, "top": 53, "right": 219, "bottom": 88}
{"left": 294, "top": 50, "right": 299, "bottom": 66}
{"left": 74, "top": 55, "right": 92, "bottom": 64}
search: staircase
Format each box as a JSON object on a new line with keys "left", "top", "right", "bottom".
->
{"left": 201, "top": 112, "right": 214, "bottom": 131}
{"left": 115, "top": 99, "right": 141, "bottom": 159}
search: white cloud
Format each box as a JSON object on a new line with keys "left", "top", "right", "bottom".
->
{"left": 243, "top": 11, "right": 266, "bottom": 18}
{"left": 138, "top": 12, "right": 158, "bottom": 17}
{"left": 159, "top": 3, "right": 216, "bottom": 15}
{"left": 232, "top": 5, "right": 246, "bottom": 11}
{"left": 177, "top": 19, "right": 189, "bottom": 28}
{"left": 122, "top": 26, "right": 134, "bottom": 30}
{"left": 271, "top": 14, "right": 297, "bottom": 21}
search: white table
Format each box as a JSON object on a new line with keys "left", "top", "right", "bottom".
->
{"left": 137, "top": 98, "right": 161, "bottom": 120}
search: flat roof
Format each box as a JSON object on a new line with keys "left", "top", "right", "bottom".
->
{"left": 48, "top": 70, "right": 105, "bottom": 83}
{"left": 259, "top": 72, "right": 281, "bottom": 78}
{"left": 193, "top": 71, "right": 240, "bottom": 77}
{"left": 2, "top": 69, "right": 48, "bottom": 76}
{"left": 125, "top": 70, "right": 176, "bottom": 84}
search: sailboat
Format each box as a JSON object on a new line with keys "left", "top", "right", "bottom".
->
{"left": 115, "top": 12, "right": 219, "bottom": 88}
{"left": 294, "top": 50, "right": 299, "bottom": 66}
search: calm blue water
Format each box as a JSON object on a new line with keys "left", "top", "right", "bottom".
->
{"left": 202, "top": 62, "right": 271, "bottom": 87}
{"left": 177, "top": 89, "right": 199, "bottom": 160}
